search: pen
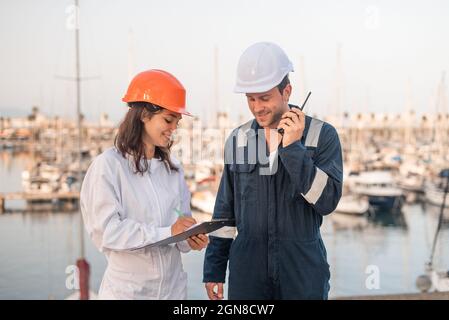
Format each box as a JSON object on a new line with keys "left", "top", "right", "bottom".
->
{"left": 278, "top": 91, "right": 312, "bottom": 135}
{"left": 174, "top": 208, "right": 184, "bottom": 217}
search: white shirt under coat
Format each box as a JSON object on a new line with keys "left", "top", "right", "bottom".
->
{"left": 80, "top": 147, "right": 192, "bottom": 299}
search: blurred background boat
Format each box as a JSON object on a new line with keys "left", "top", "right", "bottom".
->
{"left": 347, "top": 170, "right": 405, "bottom": 212}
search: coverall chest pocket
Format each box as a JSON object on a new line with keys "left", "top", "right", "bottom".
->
{"left": 230, "top": 163, "right": 257, "bottom": 201}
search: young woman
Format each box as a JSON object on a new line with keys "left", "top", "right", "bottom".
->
{"left": 80, "top": 69, "right": 208, "bottom": 299}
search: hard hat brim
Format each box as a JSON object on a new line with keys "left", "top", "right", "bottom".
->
{"left": 233, "top": 68, "right": 294, "bottom": 94}
{"left": 122, "top": 98, "right": 194, "bottom": 117}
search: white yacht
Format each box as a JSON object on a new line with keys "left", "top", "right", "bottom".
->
{"left": 347, "top": 171, "right": 404, "bottom": 211}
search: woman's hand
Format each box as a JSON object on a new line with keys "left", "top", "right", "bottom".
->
{"left": 171, "top": 216, "right": 196, "bottom": 236}
{"left": 187, "top": 234, "right": 209, "bottom": 251}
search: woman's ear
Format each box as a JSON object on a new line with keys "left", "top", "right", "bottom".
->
{"left": 140, "top": 109, "right": 149, "bottom": 122}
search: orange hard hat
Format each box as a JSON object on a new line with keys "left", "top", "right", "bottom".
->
{"left": 122, "top": 69, "right": 191, "bottom": 116}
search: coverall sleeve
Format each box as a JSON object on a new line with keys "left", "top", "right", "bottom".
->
{"left": 278, "top": 123, "right": 343, "bottom": 216}
{"left": 203, "top": 161, "right": 235, "bottom": 283}
{"left": 80, "top": 156, "right": 172, "bottom": 252}
{"left": 176, "top": 167, "right": 193, "bottom": 253}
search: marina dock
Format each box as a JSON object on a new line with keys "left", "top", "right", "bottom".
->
{"left": 0, "top": 191, "right": 79, "bottom": 214}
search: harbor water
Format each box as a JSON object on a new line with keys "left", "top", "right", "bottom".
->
{"left": 1, "top": 151, "right": 448, "bottom": 299}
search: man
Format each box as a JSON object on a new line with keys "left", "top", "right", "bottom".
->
{"left": 203, "top": 42, "right": 343, "bottom": 300}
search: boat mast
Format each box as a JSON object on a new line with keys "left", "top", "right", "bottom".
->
{"left": 74, "top": 0, "right": 90, "bottom": 300}
{"left": 74, "top": 0, "right": 84, "bottom": 257}
{"left": 213, "top": 45, "right": 219, "bottom": 126}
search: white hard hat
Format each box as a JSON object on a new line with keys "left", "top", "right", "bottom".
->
{"left": 234, "top": 42, "right": 294, "bottom": 93}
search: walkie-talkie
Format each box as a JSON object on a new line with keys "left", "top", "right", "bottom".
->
{"left": 278, "top": 91, "right": 312, "bottom": 135}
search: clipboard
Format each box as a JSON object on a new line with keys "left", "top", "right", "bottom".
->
{"left": 130, "top": 218, "right": 235, "bottom": 251}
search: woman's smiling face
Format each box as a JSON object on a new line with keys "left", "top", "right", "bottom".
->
{"left": 141, "top": 108, "right": 182, "bottom": 148}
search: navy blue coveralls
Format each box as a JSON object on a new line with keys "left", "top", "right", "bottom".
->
{"left": 203, "top": 105, "right": 343, "bottom": 299}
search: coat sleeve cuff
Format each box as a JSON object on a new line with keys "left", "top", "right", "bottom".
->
{"left": 158, "top": 226, "right": 191, "bottom": 252}
{"left": 157, "top": 225, "right": 187, "bottom": 250}
{"left": 278, "top": 140, "right": 308, "bottom": 169}
{"left": 278, "top": 140, "right": 307, "bottom": 155}
{"left": 176, "top": 240, "right": 191, "bottom": 253}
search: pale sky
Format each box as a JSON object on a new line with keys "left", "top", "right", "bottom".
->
{"left": 1, "top": 0, "right": 448, "bottom": 124}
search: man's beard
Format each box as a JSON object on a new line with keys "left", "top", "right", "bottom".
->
{"left": 266, "top": 109, "right": 284, "bottom": 128}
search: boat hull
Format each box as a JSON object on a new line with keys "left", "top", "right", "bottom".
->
{"left": 367, "top": 195, "right": 404, "bottom": 210}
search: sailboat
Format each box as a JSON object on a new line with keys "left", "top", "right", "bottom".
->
{"left": 416, "top": 169, "right": 449, "bottom": 293}
{"left": 425, "top": 175, "right": 449, "bottom": 216}
{"left": 397, "top": 162, "right": 426, "bottom": 203}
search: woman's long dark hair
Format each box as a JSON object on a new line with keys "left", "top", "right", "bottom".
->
{"left": 114, "top": 102, "right": 179, "bottom": 175}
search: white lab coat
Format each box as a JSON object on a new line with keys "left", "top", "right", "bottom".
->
{"left": 80, "top": 147, "right": 192, "bottom": 299}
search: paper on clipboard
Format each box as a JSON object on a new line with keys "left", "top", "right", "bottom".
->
{"left": 129, "top": 218, "right": 235, "bottom": 251}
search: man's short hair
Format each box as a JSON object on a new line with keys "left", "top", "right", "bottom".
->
{"left": 277, "top": 75, "right": 290, "bottom": 94}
